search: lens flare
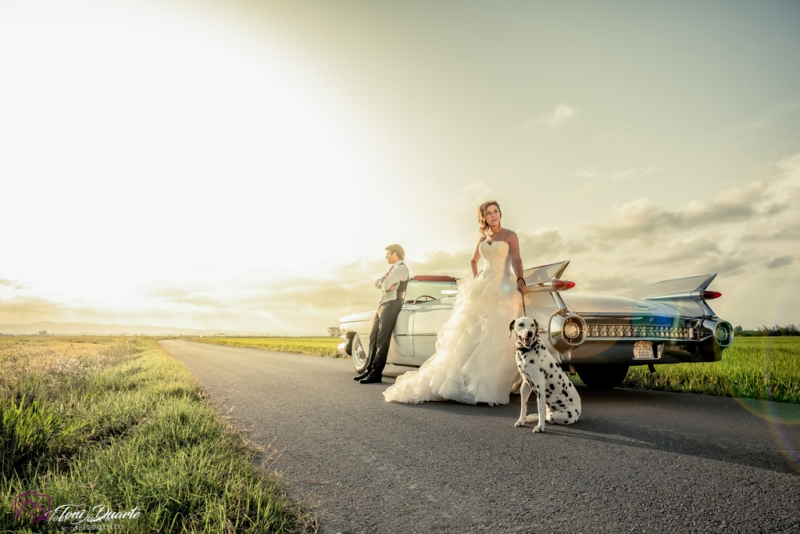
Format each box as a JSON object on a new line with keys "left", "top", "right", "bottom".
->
{"left": 718, "top": 265, "right": 800, "bottom": 474}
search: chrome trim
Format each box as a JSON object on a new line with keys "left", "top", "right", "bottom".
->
{"left": 549, "top": 311, "right": 587, "bottom": 353}
{"left": 585, "top": 324, "right": 699, "bottom": 340}
{"left": 522, "top": 260, "right": 570, "bottom": 284}
{"left": 644, "top": 290, "right": 719, "bottom": 316}
{"left": 700, "top": 317, "right": 734, "bottom": 348}
{"left": 551, "top": 291, "right": 568, "bottom": 311}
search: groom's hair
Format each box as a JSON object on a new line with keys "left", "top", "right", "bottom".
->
{"left": 385, "top": 244, "right": 405, "bottom": 260}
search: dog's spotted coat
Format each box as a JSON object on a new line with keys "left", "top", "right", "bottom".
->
{"left": 510, "top": 317, "right": 581, "bottom": 433}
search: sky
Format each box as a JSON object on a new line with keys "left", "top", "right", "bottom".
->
{"left": 1, "top": 0, "right": 799, "bottom": 334}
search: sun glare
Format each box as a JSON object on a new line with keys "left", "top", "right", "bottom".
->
{"left": 0, "top": 1, "right": 388, "bottom": 318}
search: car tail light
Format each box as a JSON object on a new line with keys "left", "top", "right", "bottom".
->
{"left": 715, "top": 323, "right": 732, "bottom": 342}
{"left": 553, "top": 280, "right": 575, "bottom": 291}
{"left": 702, "top": 291, "right": 722, "bottom": 300}
{"left": 564, "top": 322, "right": 581, "bottom": 339}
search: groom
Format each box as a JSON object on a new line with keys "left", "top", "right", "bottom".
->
{"left": 356, "top": 244, "right": 410, "bottom": 384}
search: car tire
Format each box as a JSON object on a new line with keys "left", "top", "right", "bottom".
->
{"left": 575, "top": 364, "right": 629, "bottom": 389}
{"left": 351, "top": 334, "right": 371, "bottom": 373}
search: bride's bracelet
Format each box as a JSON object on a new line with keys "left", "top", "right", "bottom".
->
{"left": 516, "top": 277, "right": 526, "bottom": 285}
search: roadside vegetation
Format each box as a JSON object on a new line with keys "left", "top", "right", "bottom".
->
{"left": 620, "top": 337, "right": 800, "bottom": 403}
{"left": 733, "top": 324, "right": 799, "bottom": 337}
{"left": 0, "top": 336, "right": 314, "bottom": 533}
{"left": 193, "top": 336, "right": 342, "bottom": 358}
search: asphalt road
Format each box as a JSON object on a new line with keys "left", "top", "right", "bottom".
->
{"left": 160, "top": 340, "right": 800, "bottom": 534}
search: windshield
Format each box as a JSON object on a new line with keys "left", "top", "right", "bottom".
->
{"left": 404, "top": 280, "right": 458, "bottom": 302}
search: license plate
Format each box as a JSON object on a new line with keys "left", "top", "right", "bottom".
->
{"left": 634, "top": 341, "right": 655, "bottom": 359}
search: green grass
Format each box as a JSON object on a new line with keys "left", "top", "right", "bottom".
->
{"left": 193, "top": 337, "right": 343, "bottom": 359}
{"left": 620, "top": 337, "right": 800, "bottom": 403}
{"left": 0, "top": 336, "right": 314, "bottom": 533}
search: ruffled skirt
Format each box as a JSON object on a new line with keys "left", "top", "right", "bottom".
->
{"left": 383, "top": 270, "right": 520, "bottom": 405}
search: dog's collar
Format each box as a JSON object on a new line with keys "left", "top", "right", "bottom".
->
{"left": 515, "top": 342, "right": 533, "bottom": 352}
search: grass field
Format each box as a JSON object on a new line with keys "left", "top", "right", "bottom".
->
{"left": 194, "top": 336, "right": 343, "bottom": 358}
{"left": 621, "top": 337, "right": 800, "bottom": 403}
{"left": 0, "top": 336, "right": 314, "bottom": 533}
{"left": 195, "top": 336, "right": 800, "bottom": 403}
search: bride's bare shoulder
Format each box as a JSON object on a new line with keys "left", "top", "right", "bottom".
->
{"left": 500, "top": 229, "right": 517, "bottom": 242}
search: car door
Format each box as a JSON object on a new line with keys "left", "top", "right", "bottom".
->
{"left": 387, "top": 306, "right": 415, "bottom": 363}
{"left": 411, "top": 303, "right": 453, "bottom": 364}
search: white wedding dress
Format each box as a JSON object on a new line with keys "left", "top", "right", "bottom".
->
{"left": 383, "top": 240, "right": 521, "bottom": 406}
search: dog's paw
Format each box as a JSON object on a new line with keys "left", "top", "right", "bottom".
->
{"left": 524, "top": 414, "right": 539, "bottom": 423}
{"left": 514, "top": 419, "right": 526, "bottom": 427}
{"left": 532, "top": 425, "right": 545, "bottom": 433}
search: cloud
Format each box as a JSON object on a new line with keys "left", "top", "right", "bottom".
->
{"left": 777, "top": 152, "right": 800, "bottom": 176}
{"left": 582, "top": 180, "right": 781, "bottom": 240}
{"left": 737, "top": 154, "right": 800, "bottom": 242}
{"left": 0, "top": 278, "right": 24, "bottom": 290}
{"left": 567, "top": 271, "right": 648, "bottom": 294}
{"left": 408, "top": 227, "right": 588, "bottom": 279}
{"left": 528, "top": 154, "right": 800, "bottom": 304}
{"left": 522, "top": 103, "right": 578, "bottom": 129}
{"left": 136, "top": 231, "right": 590, "bottom": 332}
{"left": 766, "top": 255, "right": 794, "bottom": 269}
{"left": 0, "top": 296, "right": 68, "bottom": 324}
{"left": 413, "top": 248, "right": 474, "bottom": 277}
{"left": 516, "top": 227, "right": 587, "bottom": 262}
{"left": 6, "top": 153, "right": 799, "bottom": 333}
{"left": 742, "top": 225, "right": 800, "bottom": 241}
{"left": 139, "top": 258, "right": 391, "bottom": 332}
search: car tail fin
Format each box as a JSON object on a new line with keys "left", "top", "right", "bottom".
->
{"left": 522, "top": 261, "right": 570, "bottom": 285}
{"left": 616, "top": 274, "right": 717, "bottom": 300}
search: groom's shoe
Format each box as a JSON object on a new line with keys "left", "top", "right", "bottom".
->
{"left": 353, "top": 370, "right": 371, "bottom": 381}
{"left": 359, "top": 374, "right": 383, "bottom": 384}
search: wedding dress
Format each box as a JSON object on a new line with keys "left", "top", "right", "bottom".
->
{"left": 383, "top": 240, "right": 521, "bottom": 405}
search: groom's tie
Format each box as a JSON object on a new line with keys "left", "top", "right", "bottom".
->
{"left": 383, "top": 265, "right": 394, "bottom": 281}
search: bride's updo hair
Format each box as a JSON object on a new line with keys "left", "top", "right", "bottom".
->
{"left": 478, "top": 200, "right": 502, "bottom": 236}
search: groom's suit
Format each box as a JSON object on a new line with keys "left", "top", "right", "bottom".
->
{"left": 366, "top": 260, "right": 410, "bottom": 379}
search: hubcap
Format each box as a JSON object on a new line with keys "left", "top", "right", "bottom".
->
{"left": 353, "top": 339, "right": 367, "bottom": 368}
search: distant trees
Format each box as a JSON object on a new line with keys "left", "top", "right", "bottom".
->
{"left": 734, "top": 324, "right": 799, "bottom": 337}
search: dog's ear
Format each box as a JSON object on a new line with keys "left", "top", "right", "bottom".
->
{"left": 508, "top": 319, "right": 516, "bottom": 338}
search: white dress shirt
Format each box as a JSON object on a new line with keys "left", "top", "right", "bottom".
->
{"left": 376, "top": 261, "right": 410, "bottom": 304}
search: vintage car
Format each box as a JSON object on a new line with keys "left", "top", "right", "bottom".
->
{"left": 338, "top": 261, "right": 734, "bottom": 389}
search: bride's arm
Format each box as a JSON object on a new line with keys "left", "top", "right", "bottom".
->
{"left": 470, "top": 238, "right": 484, "bottom": 278}
{"left": 508, "top": 232, "right": 527, "bottom": 295}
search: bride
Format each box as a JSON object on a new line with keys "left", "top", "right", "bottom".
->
{"left": 383, "top": 200, "right": 527, "bottom": 406}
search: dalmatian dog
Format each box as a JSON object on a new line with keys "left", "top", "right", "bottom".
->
{"left": 510, "top": 317, "right": 581, "bottom": 433}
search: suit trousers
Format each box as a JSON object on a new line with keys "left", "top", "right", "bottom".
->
{"left": 368, "top": 299, "right": 403, "bottom": 377}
